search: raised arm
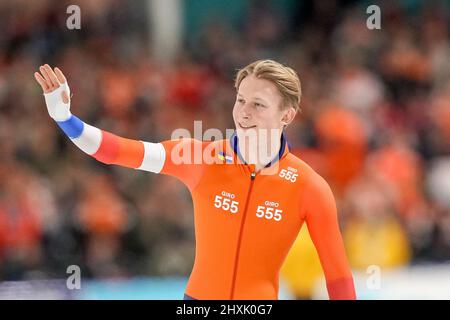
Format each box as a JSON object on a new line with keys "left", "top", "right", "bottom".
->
{"left": 303, "top": 173, "right": 356, "bottom": 300}
{"left": 34, "top": 64, "right": 165, "bottom": 173}
{"left": 34, "top": 64, "right": 203, "bottom": 189}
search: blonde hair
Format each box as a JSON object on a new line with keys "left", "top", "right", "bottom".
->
{"left": 235, "top": 59, "right": 301, "bottom": 112}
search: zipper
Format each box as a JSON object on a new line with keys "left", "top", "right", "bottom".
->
{"left": 230, "top": 170, "right": 256, "bottom": 299}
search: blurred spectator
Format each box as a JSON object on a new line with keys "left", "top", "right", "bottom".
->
{"left": 0, "top": 164, "right": 52, "bottom": 279}
{"left": 343, "top": 166, "right": 412, "bottom": 269}
{"left": 314, "top": 106, "right": 367, "bottom": 195}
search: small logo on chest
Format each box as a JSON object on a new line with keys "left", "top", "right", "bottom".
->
{"left": 279, "top": 167, "right": 299, "bottom": 183}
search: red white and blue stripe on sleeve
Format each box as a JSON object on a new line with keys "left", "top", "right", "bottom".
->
{"left": 56, "top": 114, "right": 165, "bottom": 173}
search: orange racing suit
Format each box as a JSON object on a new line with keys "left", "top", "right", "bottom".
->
{"left": 55, "top": 114, "right": 356, "bottom": 300}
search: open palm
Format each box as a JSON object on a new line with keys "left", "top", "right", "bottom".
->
{"left": 34, "top": 64, "right": 69, "bottom": 103}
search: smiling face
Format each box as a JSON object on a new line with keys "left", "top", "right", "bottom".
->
{"left": 233, "top": 74, "right": 293, "bottom": 133}
{"left": 231, "top": 60, "right": 300, "bottom": 169}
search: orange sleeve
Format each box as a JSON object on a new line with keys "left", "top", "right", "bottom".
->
{"left": 303, "top": 174, "right": 356, "bottom": 300}
{"left": 92, "top": 131, "right": 145, "bottom": 168}
{"left": 160, "top": 138, "right": 205, "bottom": 191}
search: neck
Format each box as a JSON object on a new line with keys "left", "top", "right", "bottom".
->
{"left": 236, "top": 129, "right": 283, "bottom": 172}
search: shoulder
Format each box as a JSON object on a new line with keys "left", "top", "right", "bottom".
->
{"left": 286, "top": 153, "right": 333, "bottom": 198}
{"left": 287, "top": 154, "right": 337, "bottom": 222}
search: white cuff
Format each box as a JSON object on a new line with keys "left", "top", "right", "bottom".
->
{"left": 137, "top": 142, "right": 166, "bottom": 173}
{"left": 44, "top": 82, "right": 71, "bottom": 121}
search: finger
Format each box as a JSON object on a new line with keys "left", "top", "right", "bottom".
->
{"left": 41, "top": 64, "right": 59, "bottom": 88}
{"left": 39, "top": 65, "right": 53, "bottom": 88}
{"left": 54, "top": 67, "right": 67, "bottom": 84}
{"left": 34, "top": 72, "right": 50, "bottom": 93}
{"left": 43, "top": 64, "right": 60, "bottom": 87}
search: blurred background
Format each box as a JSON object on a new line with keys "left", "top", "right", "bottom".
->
{"left": 0, "top": 0, "right": 450, "bottom": 299}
